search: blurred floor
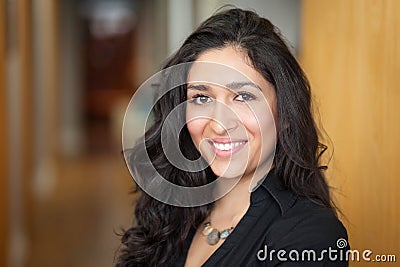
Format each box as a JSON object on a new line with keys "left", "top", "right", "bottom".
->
{"left": 27, "top": 152, "right": 136, "bottom": 267}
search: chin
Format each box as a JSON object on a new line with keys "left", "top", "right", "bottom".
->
{"left": 210, "top": 164, "right": 248, "bottom": 179}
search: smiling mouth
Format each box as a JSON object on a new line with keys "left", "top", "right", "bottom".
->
{"left": 207, "top": 139, "right": 248, "bottom": 157}
{"left": 211, "top": 141, "right": 247, "bottom": 150}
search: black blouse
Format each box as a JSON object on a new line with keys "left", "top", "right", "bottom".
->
{"left": 172, "top": 170, "right": 349, "bottom": 266}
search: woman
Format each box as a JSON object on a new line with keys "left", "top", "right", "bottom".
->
{"left": 117, "top": 8, "right": 348, "bottom": 267}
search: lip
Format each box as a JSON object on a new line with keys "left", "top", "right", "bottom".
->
{"left": 208, "top": 138, "right": 248, "bottom": 157}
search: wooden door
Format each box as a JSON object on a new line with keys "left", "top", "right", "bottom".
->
{"left": 0, "top": 0, "right": 9, "bottom": 265}
{"left": 0, "top": 0, "right": 35, "bottom": 265}
{"left": 301, "top": 0, "right": 400, "bottom": 265}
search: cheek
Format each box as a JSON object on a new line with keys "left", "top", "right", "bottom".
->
{"left": 254, "top": 111, "right": 277, "bottom": 162}
{"left": 186, "top": 119, "right": 206, "bottom": 147}
{"left": 259, "top": 115, "right": 276, "bottom": 139}
{"left": 242, "top": 116, "right": 261, "bottom": 140}
{"left": 243, "top": 108, "right": 276, "bottom": 145}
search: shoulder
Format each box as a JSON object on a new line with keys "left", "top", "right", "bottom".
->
{"left": 263, "top": 197, "right": 348, "bottom": 265}
{"left": 268, "top": 197, "right": 347, "bottom": 247}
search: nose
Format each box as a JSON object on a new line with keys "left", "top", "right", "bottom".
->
{"left": 208, "top": 101, "right": 239, "bottom": 135}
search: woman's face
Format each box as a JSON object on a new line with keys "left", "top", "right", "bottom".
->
{"left": 186, "top": 46, "right": 277, "bottom": 182}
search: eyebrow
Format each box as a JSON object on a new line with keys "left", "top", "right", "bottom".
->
{"left": 187, "top": 81, "right": 261, "bottom": 91}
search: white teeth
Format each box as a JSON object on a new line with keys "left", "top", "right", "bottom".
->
{"left": 212, "top": 141, "right": 246, "bottom": 151}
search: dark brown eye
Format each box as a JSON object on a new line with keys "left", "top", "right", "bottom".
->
{"left": 235, "top": 92, "right": 256, "bottom": 102}
{"left": 190, "top": 94, "right": 212, "bottom": 105}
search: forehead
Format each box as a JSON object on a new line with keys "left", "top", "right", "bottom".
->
{"left": 187, "top": 46, "right": 275, "bottom": 96}
{"left": 188, "top": 47, "right": 270, "bottom": 88}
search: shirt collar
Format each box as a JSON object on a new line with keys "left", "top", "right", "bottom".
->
{"left": 251, "top": 168, "right": 298, "bottom": 215}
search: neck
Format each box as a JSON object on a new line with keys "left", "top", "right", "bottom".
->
{"left": 211, "top": 175, "right": 252, "bottom": 225}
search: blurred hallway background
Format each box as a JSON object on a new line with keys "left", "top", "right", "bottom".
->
{"left": 0, "top": 0, "right": 399, "bottom": 266}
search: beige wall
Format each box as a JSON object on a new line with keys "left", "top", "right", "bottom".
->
{"left": 301, "top": 0, "right": 400, "bottom": 265}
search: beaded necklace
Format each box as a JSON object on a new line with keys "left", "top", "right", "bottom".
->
{"left": 201, "top": 222, "right": 234, "bottom": 245}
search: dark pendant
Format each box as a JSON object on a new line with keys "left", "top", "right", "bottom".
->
{"left": 206, "top": 228, "right": 220, "bottom": 245}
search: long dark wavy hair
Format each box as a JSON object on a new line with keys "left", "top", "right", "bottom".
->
{"left": 116, "top": 8, "right": 335, "bottom": 267}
